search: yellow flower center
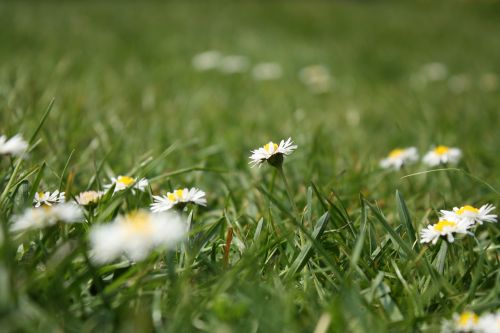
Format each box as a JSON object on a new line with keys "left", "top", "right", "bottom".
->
{"left": 388, "top": 149, "right": 404, "bottom": 158}
{"left": 167, "top": 189, "right": 185, "bottom": 202}
{"left": 434, "top": 220, "right": 457, "bottom": 232}
{"left": 457, "top": 312, "right": 478, "bottom": 327}
{"left": 456, "top": 205, "right": 479, "bottom": 215}
{"left": 434, "top": 145, "right": 450, "bottom": 155}
{"left": 264, "top": 142, "right": 278, "bottom": 153}
{"left": 124, "top": 211, "right": 152, "bottom": 235}
{"left": 117, "top": 176, "right": 135, "bottom": 186}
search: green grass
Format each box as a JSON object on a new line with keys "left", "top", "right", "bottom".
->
{"left": 1, "top": 1, "right": 500, "bottom": 332}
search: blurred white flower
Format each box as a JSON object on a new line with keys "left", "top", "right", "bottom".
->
{"left": 34, "top": 190, "right": 65, "bottom": 207}
{"left": 249, "top": 138, "right": 297, "bottom": 168}
{"left": 252, "top": 62, "right": 283, "bottom": 81}
{"left": 218, "top": 55, "right": 249, "bottom": 74}
{"left": 0, "top": 134, "right": 28, "bottom": 156}
{"left": 420, "top": 62, "right": 448, "bottom": 81}
{"left": 151, "top": 187, "right": 206, "bottom": 212}
{"left": 422, "top": 145, "right": 461, "bottom": 166}
{"left": 479, "top": 73, "right": 498, "bottom": 92}
{"left": 299, "top": 65, "right": 332, "bottom": 93}
{"left": 192, "top": 50, "right": 222, "bottom": 71}
{"left": 476, "top": 312, "right": 500, "bottom": 333}
{"left": 379, "top": 147, "right": 419, "bottom": 170}
{"left": 448, "top": 74, "right": 471, "bottom": 94}
{"left": 89, "top": 210, "right": 187, "bottom": 264}
{"left": 440, "top": 204, "right": 497, "bottom": 226}
{"left": 75, "top": 190, "right": 104, "bottom": 206}
{"left": 11, "top": 204, "right": 83, "bottom": 232}
{"left": 420, "top": 219, "right": 471, "bottom": 245}
{"left": 105, "top": 175, "right": 148, "bottom": 193}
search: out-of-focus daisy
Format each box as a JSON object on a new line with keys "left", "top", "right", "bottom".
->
{"left": 34, "top": 190, "right": 65, "bottom": 207}
{"left": 420, "top": 219, "right": 471, "bottom": 245}
{"left": 105, "top": 175, "right": 148, "bottom": 193}
{"left": 249, "top": 138, "right": 297, "bottom": 168}
{"left": 0, "top": 134, "right": 28, "bottom": 156}
{"left": 75, "top": 190, "right": 104, "bottom": 207}
{"left": 440, "top": 204, "right": 497, "bottom": 226}
{"left": 477, "top": 312, "right": 500, "bottom": 333}
{"left": 218, "top": 55, "right": 249, "bottom": 74}
{"left": 11, "top": 203, "right": 83, "bottom": 232}
{"left": 422, "top": 145, "right": 462, "bottom": 166}
{"left": 479, "top": 73, "right": 498, "bottom": 92}
{"left": 151, "top": 187, "right": 206, "bottom": 212}
{"left": 89, "top": 210, "right": 187, "bottom": 264}
{"left": 252, "top": 62, "right": 283, "bottom": 81}
{"left": 192, "top": 50, "right": 222, "bottom": 71}
{"left": 421, "top": 62, "right": 448, "bottom": 82}
{"left": 448, "top": 74, "right": 471, "bottom": 94}
{"left": 379, "top": 147, "right": 419, "bottom": 170}
{"left": 299, "top": 65, "right": 332, "bottom": 93}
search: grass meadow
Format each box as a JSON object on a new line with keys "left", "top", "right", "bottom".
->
{"left": 1, "top": 1, "right": 500, "bottom": 332}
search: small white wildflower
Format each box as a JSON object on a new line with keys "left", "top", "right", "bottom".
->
{"left": 420, "top": 219, "right": 472, "bottom": 245}
{"left": 479, "top": 73, "right": 498, "bottom": 92}
{"left": 151, "top": 187, "right": 206, "bottom": 212}
{"left": 10, "top": 204, "right": 84, "bottom": 232}
{"left": 33, "top": 190, "right": 65, "bottom": 207}
{"left": 477, "top": 312, "right": 500, "bottom": 333}
{"left": 299, "top": 65, "right": 332, "bottom": 93}
{"left": 421, "top": 62, "right": 448, "bottom": 81}
{"left": 89, "top": 210, "right": 187, "bottom": 264}
{"left": 0, "top": 134, "right": 28, "bottom": 156}
{"left": 192, "top": 50, "right": 222, "bottom": 71}
{"left": 440, "top": 204, "right": 497, "bottom": 226}
{"left": 422, "top": 145, "right": 462, "bottom": 166}
{"left": 448, "top": 74, "right": 471, "bottom": 94}
{"left": 75, "top": 190, "right": 104, "bottom": 206}
{"left": 218, "top": 55, "right": 250, "bottom": 74}
{"left": 379, "top": 147, "right": 419, "bottom": 170}
{"left": 252, "top": 62, "right": 283, "bottom": 81}
{"left": 104, "top": 175, "right": 149, "bottom": 194}
{"left": 249, "top": 138, "right": 297, "bottom": 168}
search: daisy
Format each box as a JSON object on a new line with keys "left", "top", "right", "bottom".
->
{"left": 104, "top": 175, "right": 149, "bottom": 193}
{"left": 422, "top": 145, "right": 462, "bottom": 166}
{"left": 151, "top": 187, "right": 206, "bottom": 212}
{"left": 477, "top": 312, "right": 500, "bottom": 333}
{"left": 420, "top": 62, "right": 448, "bottom": 82}
{"left": 75, "top": 190, "right": 104, "bottom": 206}
{"left": 89, "top": 210, "right": 187, "bottom": 264}
{"left": 33, "top": 190, "right": 65, "bottom": 207}
{"left": 218, "top": 55, "right": 249, "bottom": 74}
{"left": 442, "top": 311, "right": 480, "bottom": 333}
{"left": 440, "top": 204, "right": 497, "bottom": 226}
{"left": 192, "top": 50, "right": 222, "bottom": 71}
{"left": 249, "top": 138, "right": 297, "bottom": 168}
{"left": 252, "top": 62, "right": 283, "bottom": 81}
{"left": 11, "top": 203, "right": 83, "bottom": 232}
{"left": 420, "top": 219, "right": 472, "bottom": 245}
{"left": 299, "top": 65, "right": 332, "bottom": 93}
{"left": 0, "top": 134, "right": 28, "bottom": 156}
{"left": 379, "top": 147, "right": 419, "bottom": 170}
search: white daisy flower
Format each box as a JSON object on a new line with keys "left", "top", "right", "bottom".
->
{"left": 104, "top": 175, "right": 149, "bottom": 193}
{"left": 11, "top": 203, "right": 84, "bottom": 232}
{"left": 440, "top": 204, "right": 497, "bottom": 226}
{"left": 218, "top": 55, "right": 249, "bottom": 74}
{"left": 151, "top": 187, "right": 206, "bottom": 212}
{"left": 33, "top": 190, "right": 65, "bottom": 207}
{"left": 450, "top": 311, "right": 480, "bottom": 333}
{"left": 420, "top": 219, "right": 471, "bottom": 245}
{"left": 89, "top": 210, "right": 187, "bottom": 264}
{"left": 249, "top": 138, "right": 297, "bottom": 168}
{"left": 75, "top": 190, "right": 104, "bottom": 206}
{"left": 252, "top": 62, "right": 283, "bottom": 81}
{"left": 422, "top": 145, "right": 462, "bottom": 166}
{"left": 192, "top": 50, "right": 222, "bottom": 71}
{"left": 299, "top": 65, "right": 332, "bottom": 93}
{"left": 0, "top": 134, "right": 28, "bottom": 156}
{"left": 477, "top": 312, "right": 500, "bottom": 333}
{"left": 420, "top": 62, "right": 448, "bottom": 81}
{"left": 379, "top": 147, "right": 419, "bottom": 170}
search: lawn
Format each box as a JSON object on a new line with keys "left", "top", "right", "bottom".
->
{"left": 0, "top": 1, "right": 499, "bottom": 332}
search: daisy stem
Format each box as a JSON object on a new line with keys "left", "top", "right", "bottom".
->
{"left": 277, "top": 166, "right": 298, "bottom": 216}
